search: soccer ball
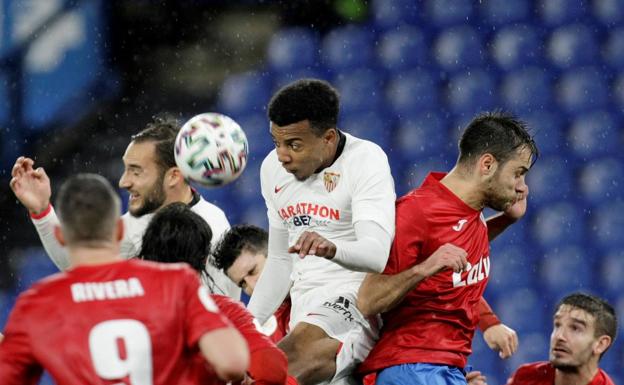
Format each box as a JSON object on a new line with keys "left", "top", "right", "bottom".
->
{"left": 174, "top": 112, "right": 248, "bottom": 187}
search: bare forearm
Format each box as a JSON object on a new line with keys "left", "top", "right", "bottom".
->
{"left": 357, "top": 266, "right": 426, "bottom": 317}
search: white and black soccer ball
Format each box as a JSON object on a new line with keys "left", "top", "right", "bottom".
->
{"left": 174, "top": 112, "right": 248, "bottom": 187}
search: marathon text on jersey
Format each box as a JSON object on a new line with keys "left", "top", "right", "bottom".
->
{"left": 278, "top": 202, "right": 340, "bottom": 221}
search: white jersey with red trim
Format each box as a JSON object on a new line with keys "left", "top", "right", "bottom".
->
{"left": 260, "top": 132, "right": 396, "bottom": 296}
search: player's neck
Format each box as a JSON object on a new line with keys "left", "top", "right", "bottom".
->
{"left": 164, "top": 184, "right": 194, "bottom": 206}
{"left": 68, "top": 243, "right": 123, "bottom": 267}
{"left": 555, "top": 364, "right": 598, "bottom": 385}
{"left": 440, "top": 168, "right": 485, "bottom": 211}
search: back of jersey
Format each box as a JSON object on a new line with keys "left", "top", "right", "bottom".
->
{"left": 0, "top": 259, "right": 229, "bottom": 385}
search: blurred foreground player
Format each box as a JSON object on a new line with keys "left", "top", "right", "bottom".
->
{"left": 9, "top": 116, "right": 240, "bottom": 298}
{"left": 358, "top": 112, "right": 538, "bottom": 385}
{"left": 140, "top": 203, "right": 288, "bottom": 385}
{"left": 506, "top": 293, "right": 616, "bottom": 385}
{"left": 0, "top": 174, "right": 249, "bottom": 385}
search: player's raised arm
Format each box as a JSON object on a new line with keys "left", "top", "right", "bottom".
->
{"left": 9, "top": 157, "right": 71, "bottom": 270}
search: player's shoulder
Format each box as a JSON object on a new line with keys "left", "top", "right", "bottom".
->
{"left": 16, "top": 271, "right": 71, "bottom": 301}
{"left": 599, "top": 369, "right": 617, "bottom": 385}
{"left": 211, "top": 294, "right": 250, "bottom": 319}
{"left": 342, "top": 133, "right": 388, "bottom": 162}
{"left": 126, "top": 259, "right": 198, "bottom": 279}
{"left": 508, "top": 362, "right": 552, "bottom": 383}
{"left": 192, "top": 195, "right": 227, "bottom": 217}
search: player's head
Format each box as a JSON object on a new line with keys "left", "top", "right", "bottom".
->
{"left": 457, "top": 111, "right": 538, "bottom": 211}
{"left": 119, "top": 115, "right": 186, "bottom": 217}
{"left": 549, "top": 292, "right": 617, "bottom": 371}
{"left": 268, "top": 78, "right": 340, "bottom": 181}
{"left": 212, "top": 224, "right": 268, "bottom": 296}
{"left": 139, "top": 202, "right": 212, "bottom": 274}
{"left": 55, "top": 173, "right": 122, "bottom": 249}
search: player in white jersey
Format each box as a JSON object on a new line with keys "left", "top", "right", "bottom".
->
{"left": 9, "top": 116, "right": 240, "bottom": 299}
{"left": 247, "top": 79, "right": 396, "bottom": 385}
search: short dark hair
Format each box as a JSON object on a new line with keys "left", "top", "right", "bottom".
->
{"left": 458, "top": 111, "right": 538, "bottom": 166}
{"left": 131, "top": 114, "right": 180, "bottom": 174}
{"left": 56, "top": 173, "right": 120, "bottom": 245}
{"left": 268, "top": 78, "right": 339, "bottom": 136}
{"left": 556, "top": 292, "right": 617, "bottom": 356}
{"left": 139, "top": 202, "right": 212, "bottom": 273}
{"left": 212, "top": 224, "right": 268, "bottom": 272}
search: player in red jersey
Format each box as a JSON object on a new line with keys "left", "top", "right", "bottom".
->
{"left": 0, "top": 174, "right": 249, "bottom": 385}
{"left": 357, "top": 112, "right": 538, "bottom": 385}
{"left": 212, "top": 224, "right": 291, "bottom": 343}
{"left": 506, "top": 293, "right": 617, "bottom": 385}
{"left": 139, "top": 203, "right": 288, "bottom": 385}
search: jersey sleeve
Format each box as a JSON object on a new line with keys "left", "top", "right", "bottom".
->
{"left": 350, "top": 144, "right": 396, "bottom": 237}
{"left": 30, "top": 206, "right": 71, "bottom": 270}
{"left": 182, "top": 268, "right": 232, "bottom": 348}
{"left": 211, "top": 295, "right": 276, "bottom": 353}
{"left": 477, "top": 297, "right": 501, "bottom": 331}
{"left": 383, "top": 197, "right": 426, "bottom": 275}
{"left": 0, "top": 295, "right": 43, "bottom": 385}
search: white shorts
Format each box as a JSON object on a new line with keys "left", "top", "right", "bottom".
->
{"left": 290, "top": 283, "right": 381, "bottom": 385}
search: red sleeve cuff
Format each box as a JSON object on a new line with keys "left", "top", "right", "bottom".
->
{"left": 478, "top": 297, "right": 501, "bottom": 331}
{"left": 30, "top": 204, "right": 52, "bottom": 220}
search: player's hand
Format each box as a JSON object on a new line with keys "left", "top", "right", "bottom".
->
{"left": 9, "top": 156, "right": 51, "bottom": 214}
{"left": 416, "top": 243, "right": 468, "bottom": 277}
{"left": 288, "top": 231, "right": 337, "bottom": 259}
{"left": 466, "top": 371, "right": 488, "bottom": 385}
{"left": 503, "top": 186, "right": 529, "bottom": 221}
{"left": 483, "top": 323, "right": 518, "bottom": 359}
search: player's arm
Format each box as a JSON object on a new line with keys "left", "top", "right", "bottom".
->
{"left": 486, "top": 186, "right": 529, "bottom": 241}
{"left": 478, "top": 298, "right": 518, "bottom": 359}
{"left": 248, "top": 225, "right": 294, "bottom": 324}
{"left": 357, "top": 243, "right": 467, "bottom": 317}
{"left": 198, "top": 328, "right": 250, "bottom": 381}
{"left": 9, "top": 157, "right": 73, "bottom": 270}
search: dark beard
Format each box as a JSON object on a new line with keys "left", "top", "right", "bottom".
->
{"left": 552, "top": 363, "right": 579, "bottom": 373}
{"left": 130, "top": 174, "right": 166, "bottom": 217}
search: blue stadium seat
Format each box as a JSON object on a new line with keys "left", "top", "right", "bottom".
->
{"left": 577, "top": 157, "right": 624, "bottom": 205}
{"left": 377, "top": 26, "right": 428, "bottom": 72}
{"left": 386, "top": 69, "right": 439, "bottom": 116}
{"left": 603, "top": 27, "right": 624, "bottom": 70}
{"left": 590, "top": 202, "right": 624, "bottom": 250}
{"left": 598, "top": 249, "right": 624, "bottom": 298}
{"left": 266, "top": 27, "right": 319, "bottom": 72}
{"left": 234, "top": 113, "right": 274, "bottom": 157}
{"left": 446, "top": 69, "right": 496, "bottom": 115}
{"left": 15, "top": 247, "right": 60, "bottom": 292}
{"left": 495, "top": 288, "right": 549, "bottom": 333}
{"left": 478, "top": 0, "right": 530, "bottom": 26}
{"left": 398, "top": 157, "right": 455, "bottom": 196}
{"left": 394, "top": 111, "right": 450, "bottom": 162}
{"left": 539, "top": 245, "right": 595, "bottom": 298}
{"left": 525, "top": 156, "right": 574, "bottom": 207}
{"left": 567, "top": 110, "right": 620, "bottom": 159}
{"left": 490, "top": 24, "right": 542, "bottom": 71}
{"left": 501, "top": 67, "right": 552, "bottom": 114}
{"left": 239, "top": 203, "right": 270, "bottom": 229}
{"left": 616, "top": 74, "right": 624, "bottom": 111}
{"left": 321, "top": 25, "right": 375, "bottom": 72}
{"left": 504, "top": 333, "right": 550, "bottom": 374}
{"left": 0, "top": 291, "right": 15, "bottom": 330}
{"left": 530, "top": 203, "right": 586, "bottom": 248}
{"left": 488, "top": 245, "right": 537, "bottom": 293}
{"left": 423, "top": 0, "right": 473, "bottom": 27}
{"left": 592, "top": 0, "right": 624, "bottom": 26}
{"left": 433, "top": 25, "right": 484, "bottom": 73}
{"left": 556, "top": 68, "right": 609, "bottom": 114}
{"left": 232, "top": 162, "right": 262, "bottom": 202}
{"left": 334, "top": 69, "right": 384, "bottom": 114}
{"left": 271, "top": 68, "right": 329, "bottom": 92}
{"left": 523, "top": 111, "right": 566, "bottom": 155}
{"left": 370, "top": 0, "right": 420, "bottom": 29}
{"left": 217, "top": 71, "right": 272, "bottom": 116}
{"left": 340, "top": 110, "right": 393, "bottom": 150}
{"left": 547, "top": 24, "right": 599, "bottom": 69}
{"left": 469, "top": 329, "right": 502, "bottom": 375}
{"left": 536, "top": 0, "right": 587, "bottom": 26}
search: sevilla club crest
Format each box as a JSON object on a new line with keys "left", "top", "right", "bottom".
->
{"left": 323, "top": 171, "right": 340, "bottom": 193}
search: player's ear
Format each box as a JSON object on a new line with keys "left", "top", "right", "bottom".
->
{"left": 323, "top": 128, "right": 337, "bottom": 144}
{"left": 116, "top": 218, "right": 124, "bottom": 242}
{"left": 594, "top": 335, "right": 612, "bottom": 357}
{"left": 165, "top": 167, "right": 183, "bottom": 187}
{"left": 479, "top": 153, "right": 497, "bottom": 176}
{"left": 54, "top": 225, "right": 66, "bottom": 246}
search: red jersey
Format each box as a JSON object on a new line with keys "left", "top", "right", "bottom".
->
{"left": 506, "top": 362, "right": 615, "bottom": 385}
{"left": 194, "top": 295, "right": 287, "bottom": 385}
{"left": 0, "top": 259, "right": 230, "bottom": 385}
{"left": 271, "top": 297, "right": 291, "bottom": 343}
{"left": 360, "top": 172, "right": 490, "bottom": 372}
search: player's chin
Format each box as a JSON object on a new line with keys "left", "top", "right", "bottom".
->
{"left": 128, "top": 201, "right": 144, "bottom": 217}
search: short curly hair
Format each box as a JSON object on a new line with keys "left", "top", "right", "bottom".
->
{"left": 212, "top": 224, "right": 268, "bottom": 273}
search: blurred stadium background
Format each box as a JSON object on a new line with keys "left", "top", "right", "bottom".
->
{"left": 1, "top": 0, "right": 623, "bottom": 383}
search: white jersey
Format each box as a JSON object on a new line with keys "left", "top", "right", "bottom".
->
{"left": 260, "top": 132, "right": 396, "bottom": 296}
{"left": 31, "top": 194, "right": 241, "bottom": 299}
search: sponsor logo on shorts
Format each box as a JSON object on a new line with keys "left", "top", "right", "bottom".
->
{"left": 322, "top": 296, "right": 354, "bottom": 322}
